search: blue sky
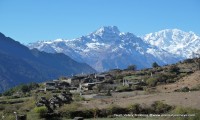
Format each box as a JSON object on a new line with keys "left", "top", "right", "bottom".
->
{"left": 0, "top": 0, "right": 199, "bottom": 44}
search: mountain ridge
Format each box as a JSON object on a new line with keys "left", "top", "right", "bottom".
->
{"left": 143, "top": 28, "right": 200, "bottom": 58}
{"left": 28, "top": 26, "right": 186, "bottom": 72}
{"left": 0, "top": 32, "right": 96, "bottom": 92}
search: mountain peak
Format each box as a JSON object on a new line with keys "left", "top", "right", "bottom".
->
{"left": 143, "top": 28, "right": 200, "bottom": 58}
{"left": 144, "top": 29, "right": 196, "bottom": 42}
{"left": 94, "top": 26, "right": 120, "bottom": 35}
{"left": 156, "top": 28, "right": 190, "bottom": 35}
{"left": 28, "top": 27, "right": 200, "bottom": 71}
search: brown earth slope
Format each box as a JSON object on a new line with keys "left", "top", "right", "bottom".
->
{"left": 157, "top": 71, "right": 200, "bottom": 92}
{"left": 80, "top": 71, "right": 200, "bottom": 110}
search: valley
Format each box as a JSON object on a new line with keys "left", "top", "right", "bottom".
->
{"left": 1, "top": 0, "right": 199, "bottom": 120}
{"left": 0, "top": 27, "right": 200, "bottom": 120}
{"left": 0, "top": 57, "right": 200, "bottom": 120}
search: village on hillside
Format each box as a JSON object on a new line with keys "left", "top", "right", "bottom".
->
{"left": 0, "top": 58, "right": 200, "bottom": 120}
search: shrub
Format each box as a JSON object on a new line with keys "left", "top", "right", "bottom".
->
{"left": 20, "top": 98, "right": 36, "bottom": 112}
{"left": 2, "top": 82, "right": 39, "bottom": 96}
{"left": 116, "top": 85, "right": 132, "bottom": 92}
{"left": 3, "top": 115, "right": 15, "bottom": 120}
{"left": 144, "top": 87, "right": 158, "bottom": 94}
{"left": 58, "top": 103, "right": 80, "bottom": 118}
{"left": 106, "top": 89, "right": 112, "bottom": 96}
{"left": 80, "top": 109, "right": 94, "bottom": 118}
{"left": 107, "top": 105, "right": 128, "bottom": 115}
{"left": 166, "top": 79, "right": 176, "bottom": 83}
{"left": 98, "top": 108, "right": 108, "bottom": 118}
{"left": 20, "top": 83, "right": 39, "bottom": 93}
{"left": 34, "top": 106, "right": 48, "bottom": 118}
{"left": 115, "top": 75, "right": 124, "bottom": 80}
{"left": 63, "top": 109, "right": 93, "bottom": 119}
{"left": 20, "top": 85, "right": 30, "bottom": 93}
{"left": 73, "top": 94, "right": 85, "bottom": 101}
{"left": 0, "top": 105, "right": 5, "bottom": 111}
{"left": 92, "top": 108, "right": 100, "bottom": 118}
{"left": 157, "top": 74, "right": 169, "bottom": 83}
{"left": 169, "top": 65, "right": 180, "bottom": 73}
{"left": 181, "top": 87, "right": 190, "bottom": 92}
{"left": 146, "top": 77, "right": 158, "bottom": 87}
{"left": 3, "top": 89, "right": 14, "bottom": 96}
{"left": 59, "top": 108, "right": 97, "bottom": 119}
{"left": 151, "top": 101, "right": 172, "bottom": 114}
{"left": 128, "top": 103, "right": 142, "bottom": 114}
{"left": 173, "top": 106, "right": 200, "bottom": 120}
{"left": 3, "top": 106, "right": 18, "bottom": 115}
{"left": 175, "top": 87, "right": 190, "bottom": 92}
{"left": 57, "top": 102, "right": 174, "bottom": 119}
{"left": 131, "top": 85, "right": 143, "bottom": 90}
{"left": 190, "top": 85, "right": 200, "bottom": 91}
{"left": 96, "top": 84, "right": 104, "bottom": 92}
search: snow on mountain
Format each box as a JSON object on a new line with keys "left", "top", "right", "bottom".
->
{"left": 28, "top": 26, "right": 183, "bottom": 72}
{"left": 143, "top": 29, "right": 200, "bottom": 58}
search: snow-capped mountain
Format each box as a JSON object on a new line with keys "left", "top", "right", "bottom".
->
{"left": 28, "top": 26, "right": 182, "bottom": 71}
{"left": 143, "top": 29, "right": 200, "bottom": 58}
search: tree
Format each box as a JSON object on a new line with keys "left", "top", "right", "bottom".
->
{"left": 152, "top": 62, "right": 160, "bottom": 68}
{"left": 21, "top": 85, "right": 29, "bottom": 93}
{"left": 3, "top": 89, "right": 14, "bottom": 96}
{"left": 126, "top": 65, "right": 137, "bottom": 71}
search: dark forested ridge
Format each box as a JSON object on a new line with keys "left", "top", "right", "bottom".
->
{"left": 0, "top": 33, "right": 96, "bottom": 92}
